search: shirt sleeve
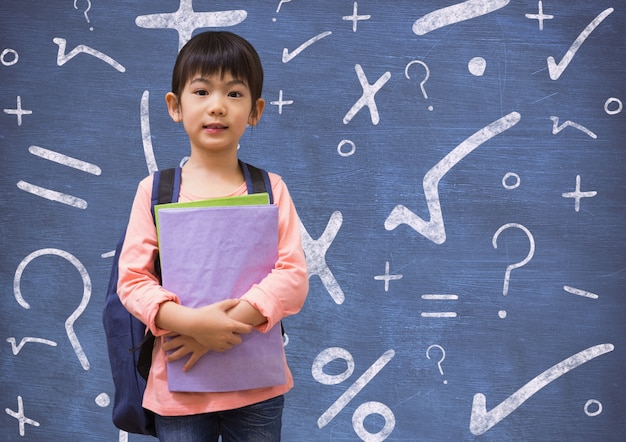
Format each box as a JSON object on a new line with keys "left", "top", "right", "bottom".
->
{"left": 116, "top": 171, "right": 309, "bottom": 336}
{"left": 117, "top": 175, "right": 181, "bottom": 337}
{"left": 240, "top": 173, "right": 309, "bottom": 332}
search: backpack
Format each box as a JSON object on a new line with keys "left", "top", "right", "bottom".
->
{"left": 103, "top": 161, "right": 273, "bottom": 436}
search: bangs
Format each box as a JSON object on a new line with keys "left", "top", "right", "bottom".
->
{"left": 171, "top": 31, "right": 263, "bottom": 100}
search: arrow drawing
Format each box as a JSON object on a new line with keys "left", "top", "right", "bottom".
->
{"left": 385, "top": 112, "right": 521, "bottom": 244}
{"left": 470, "top": 343, "right": 614, "bottom": 435}
{"left": 547, "top": 8, "right": 613, "bottom": 80}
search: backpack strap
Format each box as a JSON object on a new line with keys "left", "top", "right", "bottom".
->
{"left": 137, "top": 167, "right": 181, "bottom": 380}
{"left": 150, "top": 168, "right": 181, "bottom": 220}
{"left": 240, "top": 160, "right": 273, "bottom": 204}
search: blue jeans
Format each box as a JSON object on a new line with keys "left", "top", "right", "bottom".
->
{"left": 154, "top": 395, "right": 284, "bottom": 442}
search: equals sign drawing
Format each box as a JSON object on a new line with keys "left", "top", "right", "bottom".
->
{"left": 17, "top": 145, "right": 101, "bottom": 209}
{"left": 421, "top": 294, "right": 458, "bottom": 318}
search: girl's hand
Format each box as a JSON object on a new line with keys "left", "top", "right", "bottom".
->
{"left": 162, "top": 334, "right": 209, "bottom": 371}
{"left": 188, "top": 298, "right": 254, "bottom": 350}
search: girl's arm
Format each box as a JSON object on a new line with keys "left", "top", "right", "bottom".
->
{"left": 117, "top": 175, "right": 252, "bottom": 346}
{"left": 232, "top": 174, "right": 309, "bottom": 331}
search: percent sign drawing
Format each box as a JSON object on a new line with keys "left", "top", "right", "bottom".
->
{"left": 313, "top": 347, "right": 396, "bottom": 441}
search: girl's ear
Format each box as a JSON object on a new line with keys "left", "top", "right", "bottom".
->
{"left": 248, "top": 98, "right": 266, "bottom": 126}
{"left": 165, "top": 92, "right": 182, "bottom": 122}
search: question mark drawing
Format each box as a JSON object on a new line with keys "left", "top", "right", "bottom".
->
{"left": 272, "top": 0, "right": 292, "bottom": 21}
{"left": 405, "top": 60, "right": 433, "bottom": 111}
{"left": 426, "top": 344, "right": 447, "bottom": 384}
{"left": 73, "top": 0, "right": 93, "bottom": 31}
{"left": 13, "top": 248, "right": 92, "bottom": 370}
{"left": 492, "top": 223, "right": 535, "bottom": 318}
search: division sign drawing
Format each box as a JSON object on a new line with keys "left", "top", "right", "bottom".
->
{"left": 385, "top": 112, "right": 521, "bottom": 244}
{"left": 469, "top": 343, "right": 615, "bottom": 435}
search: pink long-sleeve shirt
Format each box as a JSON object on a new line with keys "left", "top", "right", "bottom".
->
{"left": 117, "top": 170, "right": 308, "bottom": 416}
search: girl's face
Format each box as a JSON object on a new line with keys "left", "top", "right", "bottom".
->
{"left": 166, "top": 71, "right": 265, "bottom": 156}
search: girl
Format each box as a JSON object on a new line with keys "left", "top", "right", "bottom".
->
{"left": 117, "top": 31, "right": 309, "bottom": 441}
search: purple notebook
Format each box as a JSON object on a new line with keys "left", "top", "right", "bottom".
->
{"left": 157, "top": 204, "right": 286, "bottom": 392}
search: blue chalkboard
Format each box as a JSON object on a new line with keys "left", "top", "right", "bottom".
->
{"left": 1, "top": 1, "right": 625, "bottom": 440}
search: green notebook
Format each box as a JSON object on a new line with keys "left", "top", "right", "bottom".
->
{"left": 154, "top": 192, "right": 270, "bottom": 238}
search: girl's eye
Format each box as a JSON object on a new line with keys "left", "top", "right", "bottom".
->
{"left": 228, "top": 91, "right": 242, "bottom": 98}
{"left": 195, "top": 89, "right": 209, "bottom": 96}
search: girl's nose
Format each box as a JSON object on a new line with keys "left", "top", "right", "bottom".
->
{"left": 208, "top": 95, "right": 226, "bottom": 115}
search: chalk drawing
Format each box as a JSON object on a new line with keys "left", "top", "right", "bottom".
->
{"left": 313, "top": 347, "right": 396, "bottom": 440}
{"left": 3, "top": 95, "right": 32, "bottom": 126}
{"left": 426, "top": 344, "right": 448, "bottom": 384}
{"left": 547, "top": 8, "right": 614, "bottom": 80}
{"left": 385, "top": 112, "right": 522, "bottom": 244}
{"left": 413, "top": 0, "right": 510, "bottom": 36}
{"left": 272, "top": 0, "right": 292, "bottom": 22}
{"left": 17, "top": 181, "right": 88, "bottom": 209}
{"left": 300, "top": 212, "right": 345, "bottom": 304}
{"left": 562, "top": 175, "right": 597, "bottom": 212}
{"left": 1, "top": 48, "right": 19, "bottom": 66}
{"left": 550, "top": 116, "right": 597, "bottom": 139}
{"left": 140, "top": 90, "right": 158, "bottom": 174}
{"left": 584, "top": 399, "right": 603, "bottom": 417}
{"left": 6, "top": 337, "right": 57, "bottom": 355}
{"left": 337, "top": 139, "right": 356, "bottom": 157}
{"left": 343, "top": 2, "right": 371, "bottom": 32}
{"left": 276, "top": 0, "right": 292, "bottom": 14}
{"left": 405, "top": 60, "right": 433, "bottom": 110}
{"left": 5, "top": 396, "right": 40, "bottom": 437}
{"left": 525, "top": 1, "right": 553, "bottom": 31}
{"left": 53, "top": 37, "right": 125, "bottom": 72}
{"left": 502, "top": 172, "right": 521, "bottom": 190}
{"left": 420, "top": 294, "right": 459, "bottom": 318}
{"left": 17, "top": 145, "right": 101, "bottom": 208}
{"left": 604, "top": 97, "right": 622, "bottom": 115}
{"left": 270, "top": 90, "right": 294, "bottom": 114}
{"left": 374, "top": 261, "right": 403, "bottom": 292}
{"left": 343, "top": 64, "right": 391, "bottom": 125}
{"left": 469, "top": 343, "right": 615, "bottom": 435}
{"left": 28, "top": 145, "right": 101, "bottom": 175}
{"left": 492, "top": 223, "right": 535, "bottom": 304}
{"left": 563, "top": 285, "right": 599, "bottom": 300}
{"left": 136, "top": 1, "right": 247, "bottom": 51}
{"left": 13, "top": 248, "right": 92, "bottom": 370}
{"left": 468, "top": 57, "right": 487, "bottom": 76}
{"left": 352, "top": 401, "right": 395, "bottom": 441}
{"left": 73, "top": 0, "right": 93, "bottom": 31}
{"left": 95, "top": 393, "right": 110, "bottom": 407}
{"left": 282, "top": 31, "right": 332, "bottom": 63}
